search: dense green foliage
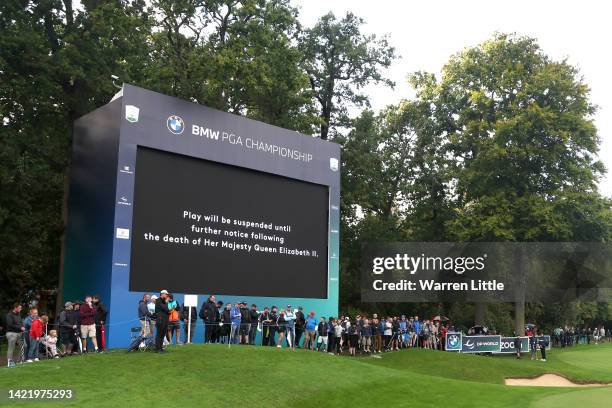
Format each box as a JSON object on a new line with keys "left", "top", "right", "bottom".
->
{"left": 0, "top": 0, "right": 393, "bottom": 314}
{"left": 1, "top": 343, "right": 611, "bottom": 406}
{"left": 1, "top": 1, "right": 610, "bottom": 331}
{"left": 337, "top": 34, "right": 612, "bottom": 331}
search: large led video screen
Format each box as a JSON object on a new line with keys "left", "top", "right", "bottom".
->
{"left": 129, "top": 146, "right": 329, "bottom": 298}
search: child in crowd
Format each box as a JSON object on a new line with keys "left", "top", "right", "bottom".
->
{"left": 44, "top": 329, "right": 59, "bottom": 358}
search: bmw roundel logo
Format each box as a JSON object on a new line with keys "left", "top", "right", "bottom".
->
{"left": 167, "top": 115, "right": 184, "bottom": 134}
{"left": 449, "top": 335, "right": 459, "bottom": 347}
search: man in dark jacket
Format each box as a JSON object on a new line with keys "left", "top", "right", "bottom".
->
{"left": 268, "top": 306, "right": 278, "bottom": 347}
{"left": 239, "top": 302, "right": 250, "bottom": 344}
{"left": 259, "top": 307, "right": 272, "bottom": 346}
{"left": 5, "top": 303, "right": 24, "bottom": 366}
{"left": 199, "top": 295, "right": 216, "bottom": 343}
{"left": 59, "top": 302, "right": 78, "bottom": 355}
{"left": 211, "top": 300, "right": 223, "bottom": 343}
{"left": 295, "top": 306, "right": 305, "bottom": 348}
{"left": 92, "top": 295, "right": 107, "bottom": 351}
{"left": 181, "top": 303, "right": 197, "bottom": 343}
{"left": 248, "top": 304, "right": 259, "bottom": 345}
{"left": 155, "top": 290, "right": 170, "bottom": 352}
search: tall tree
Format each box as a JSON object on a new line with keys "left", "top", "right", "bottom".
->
{"left": 147, "top": 0, "right": 317, "bottom": 132}
{"left": 1, "top": 0, "right": 153, "bottom": 312}
{"left": 411, "top": 33, "right": 612, "bottom": 332}
{"left": 300, "top": 12, "right": 396, "bottom": 140}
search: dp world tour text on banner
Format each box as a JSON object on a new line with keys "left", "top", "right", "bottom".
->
{"left": 445, "top": 333, "right": 552, "bottom": 353}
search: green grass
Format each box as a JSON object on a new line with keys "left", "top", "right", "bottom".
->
{"left": 362, "top": 343, "right": 612, "bottom": 384}
{"left": 1, "top": 343, "right": 611, "bottom": 407}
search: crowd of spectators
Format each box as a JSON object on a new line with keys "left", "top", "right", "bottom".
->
{"left": 551, "top": 326, "right": 610, "bottom": 347}
{"left": 137, "top": 292, "right": 462, "bottom": 354}
{"left": 3, "top": 295, "right": 107, "bottom": 367}
{"left": 4, "top": 290, "right": 611, "bottom": 364}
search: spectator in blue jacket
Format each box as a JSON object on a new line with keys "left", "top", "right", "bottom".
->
{"left": 304, "top": 311, "right": 317, "bottom": 350}
{"left": 412, "top": 316, "right": 421, "bottom": 347}
{"left": 230, "top": 302, "right": 242, "bottom": 344}
{"left": 23, "top": 308, "right": 35, "bottom": 357}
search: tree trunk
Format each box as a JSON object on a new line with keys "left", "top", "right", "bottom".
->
{"left": 54, "top": 105, "right": 79, "bottom": 322}
{"left": 514, "top": 301, "right": 525, "bottom": 336}
{"left": 55, "top": 169, "right": 70, "bottom": 322}
{"left": 320, "top": 121, "right": 329, "bottom": 140}
{"left": 474, "top": 303, "right": 486, "bottom": 326}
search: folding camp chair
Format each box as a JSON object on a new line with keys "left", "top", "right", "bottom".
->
{"left": 128, "top": 327, "right": 144, "bottom": 351}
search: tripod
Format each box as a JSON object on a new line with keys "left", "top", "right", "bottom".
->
{"left": 384, "top": 332, "right": 400, "bottom": 351}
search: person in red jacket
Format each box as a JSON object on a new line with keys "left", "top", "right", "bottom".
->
{"left": 79, "top": 295, "right": 99, "bottom": 353}
{"left": 26, "top": 310, "right": 46, "bottom": 362}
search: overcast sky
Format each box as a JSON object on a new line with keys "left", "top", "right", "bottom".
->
{"left": 296, "top": 0, "right": 612, "bottom": 197}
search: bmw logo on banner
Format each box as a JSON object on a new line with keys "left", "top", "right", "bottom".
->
{"left": 445, "top": 332, "right": 462, "bottom": 351}
{"left": 167, "top": 115, "right": 185, "bottom": 135}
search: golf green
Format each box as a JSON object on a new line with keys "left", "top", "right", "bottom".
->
{"left": 1, "top": 343, "right": 610, "bottom": 407}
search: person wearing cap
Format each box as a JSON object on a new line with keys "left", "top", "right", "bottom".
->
{"left": 154, "top": 290, "right": 170, "bottom": 352}
{"left": 248, "top": 304, "right": 259, "bottom": 345}
{"left": 59, "top": 302, "right": 78, "bottom": 355}
{"left": 284, "top": 305, "right": 296, "bottom": 349}
{"left": 72, "top": 300, "right": 82, "bottom": 351}
{"left": 341, "top": 316, "right": 351, "bottom": 351}
{"left": 294, "top": 306, "right": 305, "bottom": 348}
{"left": 304, "top": 311, "right": 317, "bottom": 350}
{"left": 147, "top": 295, "right": 157, "bottom": 336}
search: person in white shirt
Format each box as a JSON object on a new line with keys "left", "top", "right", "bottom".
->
{"left": 147, "top": 295, "right": 157, "bottom": 337}
{"left": 284, "top": 306, "right": 296, "bottom": 349}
